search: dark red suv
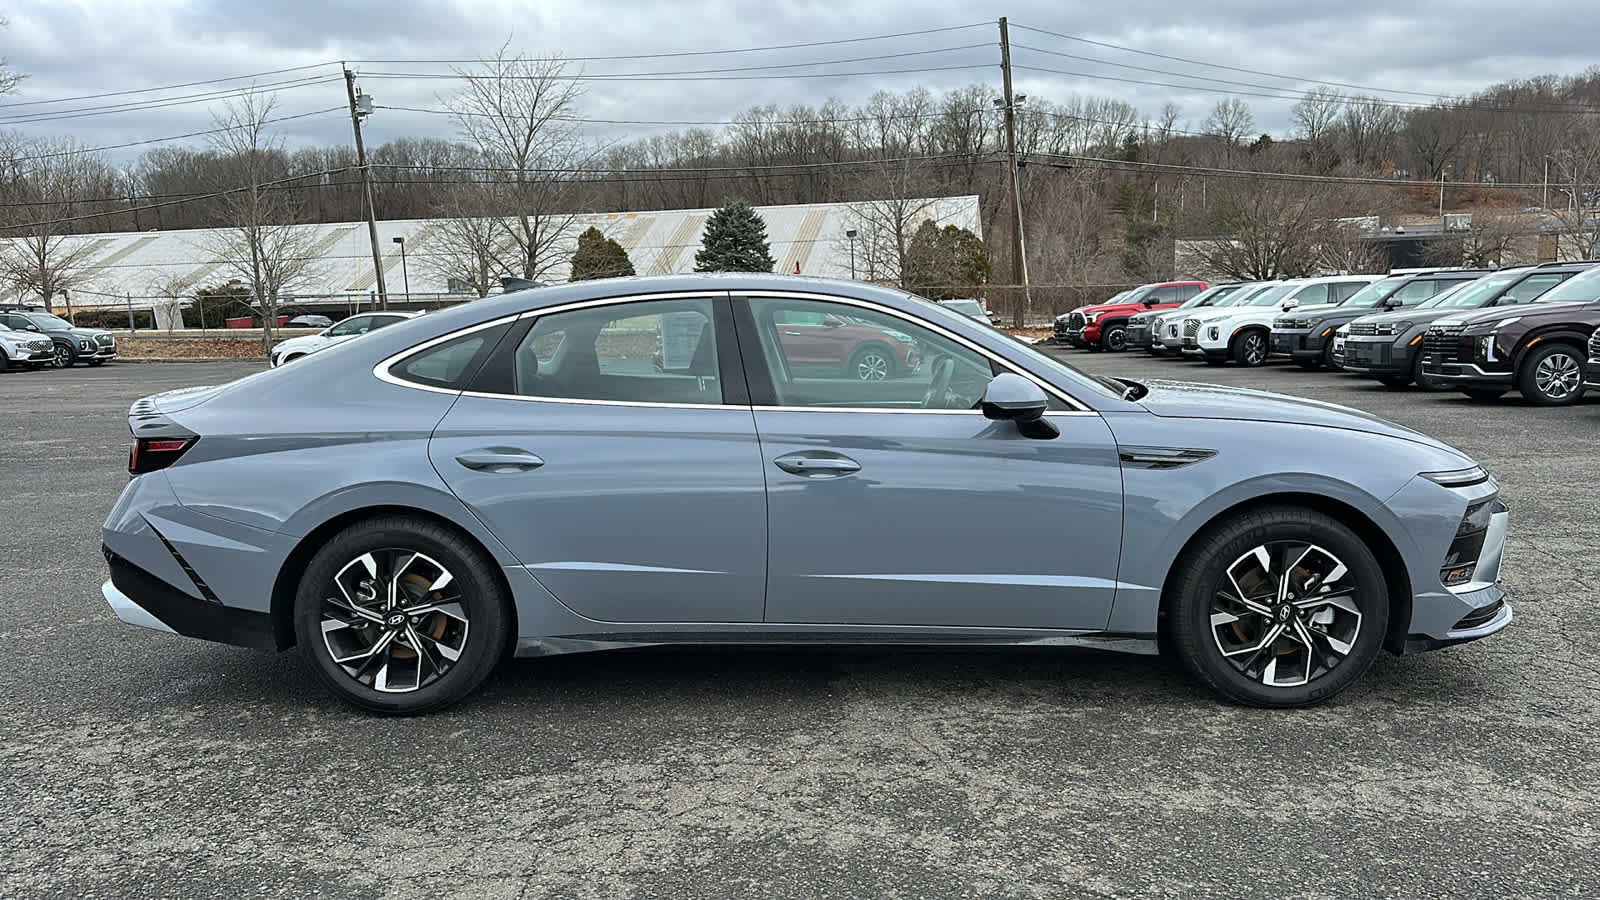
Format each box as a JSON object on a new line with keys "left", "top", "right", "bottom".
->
{"left": 1053, "top": 281, "right": 1208, "bottom": 351}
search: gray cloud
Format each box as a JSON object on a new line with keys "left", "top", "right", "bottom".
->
{"left": 3, "top": 0, "right": 1593, "bottom": 164}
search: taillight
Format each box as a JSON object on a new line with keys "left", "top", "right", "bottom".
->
{"left": 129, "top": 437, "right": 195, "bottom": 474}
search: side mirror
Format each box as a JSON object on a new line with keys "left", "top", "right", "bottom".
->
{"left": 822, "top": 314, "right": 845, "bottom": 328}
{"left": 1281, "top": 298, "right": 1300, "bottom": 311}
{"left": 1143, "top": 297, "right": 1161, "bottom": 306}
{"left": 981, "top": 373, "right": 1059, "bottom": 439}
{"left": 1383, "top": 297, "right": 1403, "bottom": 310}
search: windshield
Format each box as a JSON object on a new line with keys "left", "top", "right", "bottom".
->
{"left": 1336, "top": 278, "right": 1407, "bottom": 308}
{"left": 1180, "top": 284, "right": 1240, "bottom": 309}
{"left": 1244, "top": 284, "right": 1296, "bottom": 306}
{"left": 23, "top": 313, "right": 72, "bottom": 329}
{"left": 939, "top": 299, "right": 984, "bottom": 316}
{"left": 1430, "top": 271, "right": 1520, "bottom": 308}
{"left": 1530, "top": 266, "right": 1600, "bottom": 305}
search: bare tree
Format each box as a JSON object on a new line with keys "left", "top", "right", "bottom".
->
{"left": 0, "top": 17, "right": 24, "bottom": 96}
{"left": 427, "top": 183, "right": 511, "bottom": 297}
{"left": 0, "top": 137, "right": 111, "bottom": 313}
{"left": 1420, "top": 207, "right": 1529, "bottom": 267}
{"left": 1204, "top": 99, "right": 1255, "bottom": 161}
{"left": 445, "top": 45, "right": 592, "bottom": 282}
{"left": 1319, "top": 220, "right": 1390, "bottom": 274}
{"left": 1184, "top": 173, "right": 1340, "bottom": 280}
{"left": 201, "top": 89, "right": 324, "bottom": 350}
{"left": 1547, "top": 125, "right": 1600, "bottom": 260}
{"left": 1292, "top": 87, "right": 1344, "bottom": 170}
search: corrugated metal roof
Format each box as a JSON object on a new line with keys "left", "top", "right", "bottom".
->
{"left": 5, "top": 196, "right": 980, "bottom": 306}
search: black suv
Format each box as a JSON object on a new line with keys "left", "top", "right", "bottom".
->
{"left": 0, "top": 310, "right": 116, "bottom": 367}
{"left": 1270, "top": 270, "right": 1490, "bottom": 369}
{"left": 1341, "top": 262, "right": 1595, "bottom": 388}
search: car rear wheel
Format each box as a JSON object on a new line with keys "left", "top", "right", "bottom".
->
{"left": 52, "top": 344, "right": 73, "bottom": 368}
{"left": 293, "top": 516, "right": 510, "bottom": 714}
{"left": 1411, "top": 355, "right": 1443, "bottom": 392}
{"left": 1166, "top": 506, "right": 1388, "bottom": 708}
{"left": 1517, "top": 343, "right": 1586, "bottom": 406}
{"left": 847, "top": 344, "right": 895, "bottom": 381}
{"left": 1231, "top": 330, "right": 1268, "bottom": 367}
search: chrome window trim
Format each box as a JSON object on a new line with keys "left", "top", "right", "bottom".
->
{"left": 374, "top": 289, "right": 1099, "bottom": 415}
{"left": 735, "top": 289, "right": 1094, "bottom": 412}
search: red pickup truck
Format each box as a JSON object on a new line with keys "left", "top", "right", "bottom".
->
{"left": 1054, "top": 280, "right": 1209, "bottom": 351}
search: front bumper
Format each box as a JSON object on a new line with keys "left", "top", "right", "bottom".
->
{"left": 1269, "top": 328, "right": 1326, "bottom": 360}
{"left": 1056, "top": 326, "right": 1096, "bottom": 347}
{"left": 1418, "top": 354, "right": 1514, "bottom": 387}
{"left": 1125, "top": 322, "right": 1153, "bottom": 349}
{"left": 1341, "top": 337, "right": 1414, "bottom": 376}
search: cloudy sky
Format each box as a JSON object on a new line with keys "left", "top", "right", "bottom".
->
{"left": 3, "top": 0, "right": 1594, "bottom": 164}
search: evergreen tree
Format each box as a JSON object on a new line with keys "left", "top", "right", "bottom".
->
{"left": 568, "top": 227, "right": 635, "bottom": 280}
{"left": 903, "top": 221, "right": 991, "bottom": 299}
{"left": 694, "top": 202, "right": 775, "bottom": 272}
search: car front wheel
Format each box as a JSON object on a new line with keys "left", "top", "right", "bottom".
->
{"left": 1231, "top": 330, "right": 1268, "bottom": 367}
{"left": 847, "top": 344, "right": 895, "bottom": 381}
{"left": 53, "top": 344, "right": 74, "bottom": 368}
{"left": 1102, "top": 326, "right": 1127, "bottom": 352}
{"left": 1167, "top": 506, "right": 1388, "bottom": 708}
{"left": 1517, "top": 343, "right": 1586, "bottom": 406}
{"left": 293, "top": 515, "right": 510, "bottom": 714}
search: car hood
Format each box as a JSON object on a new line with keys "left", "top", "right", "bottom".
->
{"left": 1351, "top": 306, "right": 1458, "bottom": 327}
{"left": 1134, "top": 379, "right": 1466, "bottom": 457}
{"left": 273, "top": 334, "right": 331, "bottom": 354}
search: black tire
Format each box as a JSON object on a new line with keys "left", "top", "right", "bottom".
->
{"left": 1166, "top": 505, "right": 1389, "bottom": 708}
{"left": 1230, "top": 330, "right": 1269, "bottom": 367}
{"left": 1202, "top": 357, "right": 1226, "bottom": 366}
{"left": 846, "top": 343, "right": 896, "bottom": 381}
{"left": 1377, "top": 374, "right": 1412, "bottom": 389}
{"left": 1411, "top": 355, "right": 1443, "bottom": 392}
{"left": 1293, "top": 358, "right": 1320, "bottom": 371}
{"left": 52, "top": 343, "right": 74, "bottom": 368}
{"left": 87, "top": 359, "right": 105, "bottom": 367}
{"left": 1322, "top": 341, "right": 1341, "bottom": 371}
{"left": 293, "top": 515, "right": 510, "bottom": 714}
{"left": 1460, "top": 388, "right": 1506, "bottom": 401}
{"left": 1516, "top": 342, "right": 1587, "bottom": 406}
{"left": 1101, "top": 324, "right": 1128, "bottom": 352}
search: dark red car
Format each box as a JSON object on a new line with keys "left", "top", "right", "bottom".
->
{"left": 773, "top": 309, "right": 920, "bottom": 380}
{"left": 1053, "top": 281, "right": 1209, "bottom": 351}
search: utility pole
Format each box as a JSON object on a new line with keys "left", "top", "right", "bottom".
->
{"left": 998, "top": 17, "right": 1031, "bottom": 327}
{"left": 344, "top": 67, "right": 389, "bottom": 310}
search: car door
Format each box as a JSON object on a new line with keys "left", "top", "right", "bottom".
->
{"left": 735, "top": 294, "right": 1125, "bottom": 631}
{"left": 425, "top": 294, "right": 768, "bottom": 624}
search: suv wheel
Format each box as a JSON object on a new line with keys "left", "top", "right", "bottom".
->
{"left": 847, "top": 344, "right": 895, "bottom": 381}
{"left": 1166, "top": 506, "right": 1388, "bottom": 708}
{"left": 1517, "top": 343, "right": 1586, "bottom": 406}
{"left": 1231, "top": 330, "right": 1268, "bottom": 367}
{"left": 293, "top": 516, "right": 510, "bottom": 714}
{"left": 52, "top": 343, "right": 74, "bottom": 368}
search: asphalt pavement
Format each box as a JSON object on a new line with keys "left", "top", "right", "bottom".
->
{"left": 1, "top": 353, "right": 1596, "bottom": 898}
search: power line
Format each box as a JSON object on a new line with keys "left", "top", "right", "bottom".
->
{"left": 3, "top": 107, "right": 346, "bottom": 167}
{"left": 0, "top": 62, "right": 340, "bottom": 110}
{"left": 374, "top": 103, "right": 989, "bottom": 128}
{"left": 358, "top": 64, "right": 995, "bottom": 83}
{"left": 0, "top": 74, "right": 342, "bottom": 125}
{"left": 343, "top": 23, "right": 994, "bottom": 65}
{"left": 1030, "top": 150, "right": 1549, "bottom": 190}
{"left": 360, "top": 44, "right": 993, "bottom": 80}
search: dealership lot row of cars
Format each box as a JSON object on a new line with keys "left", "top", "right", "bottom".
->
{"left": 0, "top": 308, "right": 118, "bottom": 369}
{"left": 1054, "top": 261, "right": 1600, "bottom": 406}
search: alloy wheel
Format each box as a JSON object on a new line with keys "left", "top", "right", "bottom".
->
{"left": 319, "top": 549, "right": 470, "bottom": 693}
{"left": 855, "top": 352, "right": 890, "bottom": 381}
{"left": 53, "top": 344, "right": 71, "bottom": 368}
{"left": 1210, "top": 542, "right": 1362, "bottom": 688}
{"left": 1534, "top": 351, "right": 1582, "bottom": 400}
{"left": 1242, "top": 333, "right": 1266, "bottom": 366}
{"left": 1105, "top": 328, "right": 1127, "bottom": 352}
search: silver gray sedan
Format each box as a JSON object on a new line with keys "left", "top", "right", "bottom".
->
{"left": 102, "top": 275, "right": 1511, "bottom": 713}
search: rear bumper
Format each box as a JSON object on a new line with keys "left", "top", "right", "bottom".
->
{"left": 102, "top": 546, "right": 277, "bottom": 650}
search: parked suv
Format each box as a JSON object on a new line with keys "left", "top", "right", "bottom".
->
{"left": 1185, "top": 275, "right": 1383, "bottom": 366}
{"left": 1420, "top": 264, "right": 1600, "bottom": 405}
{"left": 1343, "top": 262, "right": 1594, "bottom": 389}
{"left": 270, "top": 311, "right": 418, "bottom": 367}
{"left": 1054, "top": 280, "right": 1207, "bottom": 351}
{"left": 0, "top": 323, "right": 56, "bottom": 370}
{"left": 0, "top": 310, "right": 116, "bottom": 367}
{"left": 1128, "top": 283, "right": 1244, "bottom": 354}
{"left": 1271, "top": 270, "right": 1488, "bottom": 369}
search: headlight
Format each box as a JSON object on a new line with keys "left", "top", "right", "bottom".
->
{"left": 885, "top": 330, "right": 913, "bottom": 344}
{"left": 1084, "top": 312, "right": 1101, "bottom": 324}
{"left": 1375, "top": 321, "right": 1413, "bottom": 336}
{"left": 1421, "top": 465, "right": 1489, "bottom": 488}
{"left": 1478, "top": 336, "right": 1496, "bottom": 362}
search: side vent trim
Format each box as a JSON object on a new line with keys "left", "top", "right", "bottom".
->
{"left": 1118, "top": 446, "right": 1218, "bottom": 470}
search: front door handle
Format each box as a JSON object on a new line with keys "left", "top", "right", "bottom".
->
{"left": 455, "top": 448, "right": 546, "bottom": 473}
{"left": 773, "top": 452, "right": 861, "bottom": 477}
{"left": 783, "top": 330, "right": 804, "bottom": 336}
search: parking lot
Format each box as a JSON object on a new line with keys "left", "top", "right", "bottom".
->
{"left": 2, "top": 354, "right": 1597, "bottom": 898}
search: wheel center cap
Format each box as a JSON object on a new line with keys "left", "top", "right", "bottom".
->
{"left": 384, "top": 611, "right": 407, "bottom": 628}
{"left": 1275, "top": 605, "right": 1293, "bottom": 623}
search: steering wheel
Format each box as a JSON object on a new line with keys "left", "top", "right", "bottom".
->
{"left": 921, "top": 355, "right": 955, "bottom": 409}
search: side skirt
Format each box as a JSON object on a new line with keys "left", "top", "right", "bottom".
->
{"left": 514, "top": 630, "right": 1158, "bottom": 658}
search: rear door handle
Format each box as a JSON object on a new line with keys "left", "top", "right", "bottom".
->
{"left": 455, "top": 448, "right": 546, "bottom": 472}
{"left": 783, "top": 330, "right": 803, "bottom": 335}
{"left": 773, "top": 452, "right": 861, "bottom": 476}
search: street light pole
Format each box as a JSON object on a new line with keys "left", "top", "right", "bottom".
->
{"left": 344, "top": 66, "right": 389, "bottom": 311}
{"left": 845, "top": 228, "right": 857, "bottom": 279}
{"left": 392, "top": 236, "right": 410, "bottom": 303}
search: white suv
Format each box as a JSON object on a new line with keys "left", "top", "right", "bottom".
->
{"left": 270, "top": 311, "right": 419, "bottom": 367}
{"left": 1180, "top": 275, "right": 1383, "bottom": 366}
